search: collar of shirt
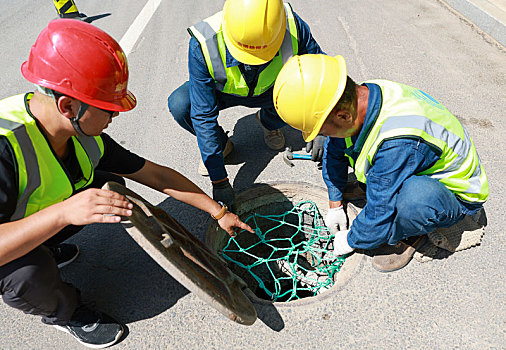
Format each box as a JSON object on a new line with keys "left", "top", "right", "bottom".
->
{"left": 344, "top": 82, "right": 382, "bottom": 159}
{"left": 224, "top": 46, "right": 272, "bottom": 71}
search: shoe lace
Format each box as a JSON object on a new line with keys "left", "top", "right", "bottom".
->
{"left": 266, "top": 129, "right": 282, "bottom": 137}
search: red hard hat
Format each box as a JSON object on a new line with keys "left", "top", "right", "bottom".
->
{"left": 21, "top": 19, "right": 136, "bottom": 112}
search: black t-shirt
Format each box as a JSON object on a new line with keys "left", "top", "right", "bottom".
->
{"left": 0, "top": 133, "right": 145, "bottom": 223}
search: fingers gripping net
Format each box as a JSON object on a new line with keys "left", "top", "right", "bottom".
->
{"left": 220, "top": 201, "right": 346, "bottom": 302}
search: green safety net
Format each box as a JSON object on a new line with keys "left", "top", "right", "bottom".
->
{"left": 220, "top": 201, "right": 346, "bottom": 302}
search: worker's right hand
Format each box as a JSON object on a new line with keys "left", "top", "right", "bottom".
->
{"left": 212, "top": 179, "right": 236, "bottom": 211}
{"left": 325, "top": 206, "right": 348, "bottom": 234}
{"left": 218, "top": 212, "right": 254, "bottom": 237}
{"left": 60, "top": 188, "right": 133, "bottom": 226}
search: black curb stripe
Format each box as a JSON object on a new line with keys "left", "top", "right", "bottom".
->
{"left": 59, "top": 0, "right": 74, "bottom": 14}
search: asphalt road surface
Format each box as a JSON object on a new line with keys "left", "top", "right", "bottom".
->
{"left": 0, "top": 0, "right": 504, "bottom": 348}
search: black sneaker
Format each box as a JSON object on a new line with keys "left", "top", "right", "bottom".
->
{"left": 53, "top": 305, "right": 124, "bottom": 349}
{"left": 47, "top": 244, "right": 80, "bottom": 268}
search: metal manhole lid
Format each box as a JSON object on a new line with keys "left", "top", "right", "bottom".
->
{"left": 103, "top": 182, "right": 257, "bottom": 325}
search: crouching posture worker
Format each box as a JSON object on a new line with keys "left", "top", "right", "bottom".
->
{"left": 273, "top": 54, "right": 488, "bottom": 272}
{"left": 0, "top": 20, "right": 252, "bottom": 348}
{"left": 167, "top": 0, "right": 324, "bottom": 209}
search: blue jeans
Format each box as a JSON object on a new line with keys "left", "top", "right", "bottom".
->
{"left": 388, "top": 175, "right": 482, "bottom": 245}
{"left": 167, "top": 81, "right": 287, "bottom": 136}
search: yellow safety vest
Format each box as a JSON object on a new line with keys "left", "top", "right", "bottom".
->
{"left": 0, "top": 94, "right": 104, "bottom": 220}
{"left": 351, "top": 80, "right": 488, "bottom": 203}
{"left": 188, "top": 3, "right": 298, "bottom": 97}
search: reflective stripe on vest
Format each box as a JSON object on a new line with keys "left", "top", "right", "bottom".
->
{"left": 188, "top": 2, "right": 298, "bottom": 97}
{"left": 0, "top": 94, "right": 104, "bottom": 220}
{"left": 0, "top": 118, "right": 42, "bottom": 220}
{"left": 353, "top": 80, "right": 488, "bottom": 203}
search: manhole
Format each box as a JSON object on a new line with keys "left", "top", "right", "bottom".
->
{"left": 206, "top": 182, "right": 364, "bottom": 306}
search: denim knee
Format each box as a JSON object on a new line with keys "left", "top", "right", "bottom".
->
{"left": 167, "top": 82, "right": 194, "bottom": 134}
{"left": 398, "top": 176, "right": 460, "bottom": 213}
{"left": 392, "top": 176, "right": 464, "bottom": 242}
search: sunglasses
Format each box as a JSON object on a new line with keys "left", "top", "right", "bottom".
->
{"left": 97, "top": 107, "right": 115, "bottom": 118}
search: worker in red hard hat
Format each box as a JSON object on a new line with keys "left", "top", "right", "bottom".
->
{"left": 0, "top": 19, "right": 252, "bottom": 349}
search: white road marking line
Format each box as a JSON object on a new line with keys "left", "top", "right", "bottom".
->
{"left": 119, "top": 0, "right": 162, "bottom": 56}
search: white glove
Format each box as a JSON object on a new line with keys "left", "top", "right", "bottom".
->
{"left": 325, "top": 206, "right": 348, "bottom": 234}
{"left": 334, "top": 229, "right": 354, "bottom": 256}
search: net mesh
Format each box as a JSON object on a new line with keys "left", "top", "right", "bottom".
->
{"left": 220, "top": 201, "right": 346, "bottom": 302}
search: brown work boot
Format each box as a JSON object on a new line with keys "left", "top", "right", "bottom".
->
{"left": 370, "top": 235, "right": 427, "bottom": 272}
{"left": 198, "top": 138, "right": 234, "bottom": 176}
{"left": 255, "top": 111, "right": 285, "bottom": 150}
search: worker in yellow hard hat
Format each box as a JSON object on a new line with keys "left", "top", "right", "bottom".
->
{"left": 273, "top": 54, "right": 488, "bottom": 272}
{"left": 167, "top": 0, "right": 324, "bottom": 210}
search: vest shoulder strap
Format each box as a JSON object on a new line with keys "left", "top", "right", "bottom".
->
{"left": 75, "top": 135, "right": 103, "bottom": 168}
{"left": 188, "top": 11, "right": 225, "bottom": 84}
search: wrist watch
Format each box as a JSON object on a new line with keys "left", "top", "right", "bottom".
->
{"left": 211, "top": 201, "right": 228, "bottom": 220}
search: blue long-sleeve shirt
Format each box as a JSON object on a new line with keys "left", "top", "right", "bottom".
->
{"left": 188, "top": 11, "right": 323, "bottom": 181}
{"left": 323, "top": 83, "right": 442, "bottom": 248}
{"left": 323, "top": 83, "right": 482, "bottom": 249}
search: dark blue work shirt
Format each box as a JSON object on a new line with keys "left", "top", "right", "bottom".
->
{"left": 323, "top": 83, "right": 445, "bottom": 249}
{"left": 188, "top": 11, "right": 323, "bottom": 181}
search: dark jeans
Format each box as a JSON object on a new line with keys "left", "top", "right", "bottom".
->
{"left": 167, "top": 81, "right": 287, "bottom": 136}
{"left": 0, "top": 171, "right": 124, "bottom": 325}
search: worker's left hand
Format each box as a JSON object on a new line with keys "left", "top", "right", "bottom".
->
{"left": 218, "top": 212, "right": 254, "bottom": 237}
{"left": 333, "top": 229, "right": 354, "bottom": 256}
{"left": 306, "top": 135, "right": 326, "bottom": 162}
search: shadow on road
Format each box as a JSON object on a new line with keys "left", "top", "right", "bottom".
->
{"left": 61, "top": 220, "right": 191, "bottom": 324}
{"left": 256, "top": 303, "right": 285, "bottom": 331}
{"left": 226, "top": 112, "right": 306, "bottom": 191}
{"left": 82, "top": 13, "right": 112, "bottom": 23}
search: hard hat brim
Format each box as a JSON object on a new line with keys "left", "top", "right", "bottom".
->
{"left": 104, "top": 90, "right": 137, "bottom": 112}
{"left": 23, "top": 60, "right": 137, "bottom": 112}
{"left": 223, "top": 20, "right": 286, "bottom": 65}
{"left": 303, "top": 55, "right": 348, "bottom": 142}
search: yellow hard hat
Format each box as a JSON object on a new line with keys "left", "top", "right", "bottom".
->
{"left": 222, "top": 0, "right": 286, "bottom": 65}
{"left": 273, "top": 54, "right": 348, "bottom": 142}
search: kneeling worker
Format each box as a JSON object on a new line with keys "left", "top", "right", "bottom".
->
{"left": 273, "top": 54, "right": 488, "bottom": 272}
{"left": 0, "top": 20, "right": 252, "bottom": 348}
{"left": 167, "top": 0, "right": 324, "bottom": 209}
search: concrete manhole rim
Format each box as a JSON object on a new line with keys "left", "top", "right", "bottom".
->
{"left": 206, "top": 181, "right": 365, "bottom": 307}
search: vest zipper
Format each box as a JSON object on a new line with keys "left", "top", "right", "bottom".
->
{"left": 239, "top": 65, "right": 262, "bottom": 98}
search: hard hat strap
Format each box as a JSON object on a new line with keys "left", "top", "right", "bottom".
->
{"left": 44, "top": 87, "right": 90, "bottom": 136}
{"left": 70, "top": 102, "right": 90, "bottom": 137}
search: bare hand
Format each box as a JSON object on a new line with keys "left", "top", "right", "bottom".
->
{"left": 60, "top": 188, "right": 133, "bottom": 226}
{"left": 217, "top": 212, "right": 254, "bottom": 237}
